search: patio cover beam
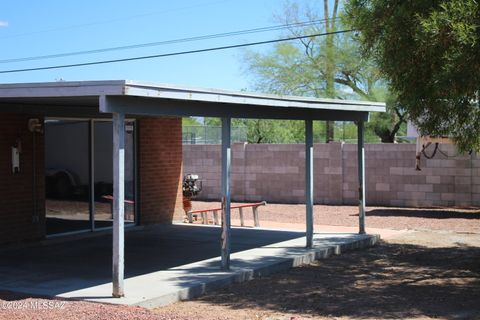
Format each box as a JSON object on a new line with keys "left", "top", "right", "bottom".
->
{"left": 100, "top": 96, "right": 370, "bottom": 122}
{"left": 0, "top": 102, "right": 104, "bottom": 118}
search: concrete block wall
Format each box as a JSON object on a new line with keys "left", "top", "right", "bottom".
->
{"left": 347, "top": 143, "right": 476, "bottom": 207}
{"left": 138, "top": 117, "right": 184, "bottom": 224}
{"left": 184, "top": 142, "right": 344, "bottom": 204}
{"left": 184, "top": 143, "right": 479, "bottom": 207}
{"left": 0, "top": 114, "right": 45, "bottom": 245}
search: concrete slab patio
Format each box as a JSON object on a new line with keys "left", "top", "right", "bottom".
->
{"left": 0, "top": 224, "right": 379, "bottom": 308}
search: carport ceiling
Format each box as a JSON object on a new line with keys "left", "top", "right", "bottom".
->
{"left": 0, "top": 80, "right": 385, "bottom": 119}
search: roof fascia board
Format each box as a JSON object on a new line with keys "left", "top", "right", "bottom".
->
{"left": 124, "top": 82, "right": 385, "bottom": 113}
{"left": 125, "top": 80, "right": 384, "bottom": 107}
{"left": 0, "top": 80, "right": 126, "bottom": 98}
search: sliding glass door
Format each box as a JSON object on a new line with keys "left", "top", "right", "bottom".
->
{"left": 45, "top": 120, "right": 91, "bottom": 234}
{"left": 45, "top": 118, "right": 136, "bottom": 235}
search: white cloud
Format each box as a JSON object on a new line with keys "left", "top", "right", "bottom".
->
{"left": 0, "top": 21, "right": 9, "bottom": 27}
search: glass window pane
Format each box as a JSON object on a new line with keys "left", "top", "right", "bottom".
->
{"left": 45, "top": 120, "right": 90, "bottom": 234}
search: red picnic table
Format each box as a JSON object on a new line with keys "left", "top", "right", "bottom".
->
{"left": 187, "top": 201, "right": 266, "bottom": 227}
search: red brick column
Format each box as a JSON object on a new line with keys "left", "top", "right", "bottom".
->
{"left": 0, "top": 114, "right": 45, "bottom": 244}
{"left": 138, "top": 117, "right": 183, "bottom": 224}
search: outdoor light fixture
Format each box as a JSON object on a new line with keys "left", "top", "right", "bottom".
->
{"left": 28, "top": 118, "right": 43, "bottom": 133}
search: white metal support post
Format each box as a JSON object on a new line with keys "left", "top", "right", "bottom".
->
{"left": 305, "top": 119, "right": 314, "bottom": 248}
{"left": 221, "top": 117, "right": 231, "bottom": 270}
{"left": 357, "top": 120, "right": 366, "bottom": 234}
{"left": 112, "top": 112, "right": 125, "bottom": 297}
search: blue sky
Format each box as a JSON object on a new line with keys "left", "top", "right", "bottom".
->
{"left": 0, "top": 0, "right": 324, "bottom": 91}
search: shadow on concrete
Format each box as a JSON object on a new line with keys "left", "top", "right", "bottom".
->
{"left": 0, "top": 224, "right": 303, "bottom": 296}
{"left": 367, "top": 208, "right": 480, "bottom": 220}
{"left": 46, "top": 217, "right": 115, "bottom": 235}
{"left": 191, "top": 241, "right": 480, "bottom": 319}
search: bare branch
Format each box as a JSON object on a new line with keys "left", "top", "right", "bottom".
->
{"left": 334, "top": 77, "right": 371, "bottom": 100}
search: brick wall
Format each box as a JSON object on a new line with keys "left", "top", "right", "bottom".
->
{"left": 0, "top": 114, "right": 45, "bottom": 244}
{"left": 138, "top": 117, "right": 183, "bottom": 224}
{"left": 184, "top": 143, "right": 480, "bottom": 207}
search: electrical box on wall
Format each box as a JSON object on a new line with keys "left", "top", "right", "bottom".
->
{"left": 12, "top": 146, "right": 20, "bottom": 173}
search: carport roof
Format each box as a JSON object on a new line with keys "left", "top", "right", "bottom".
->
{"left": 0, "top": 80, "right": 385, "bottom": 120}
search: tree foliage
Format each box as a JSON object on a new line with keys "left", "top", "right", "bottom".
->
{"left": 366, "top": 92, "right": 407, "bottom": 143}
{"left": 346, "top": 0, "right": 480, "bottom": 151}
{"left": 182, "top": 117, "right": 201, "bottom": 126}
{"left": 204, "top": 117, "right": 327, "bottom": 144}
{"left": 244, "top": 1, "right": 384, "bottom": 101}
{"left": 242, "top": 0, "right": 406, "bottom": 142}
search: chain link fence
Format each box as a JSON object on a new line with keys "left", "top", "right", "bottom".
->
{"left": 183, "top": 125, "right": 247, "bottom": 144}
{"left": 183, "top": 124, "right": 413, "bottom": 144}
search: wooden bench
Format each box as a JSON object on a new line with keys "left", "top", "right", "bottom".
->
{"left": 187, "top": 201, "right": 266, "bottom": 227}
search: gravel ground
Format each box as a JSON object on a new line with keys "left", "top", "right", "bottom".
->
{"left": 1, "top": 203, "right": 479, "bottom": 320}
{"left": 189, "top": 201, "right": 480, "bottom": 233}
{"left": 0, "top": 295, "right": 162, "bottom": 320}
{"left": 155, "top": 230, "right": 480, "bottom": 320}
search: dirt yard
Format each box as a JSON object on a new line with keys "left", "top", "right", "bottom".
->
{"left": 1, "top": 204, "right": 479, "bottom": 320}
{"left": 187, "top": 201, "right": 480, "bottom": 233}
{"left": 155, "top": 230, "right": 480, "bottom": 320}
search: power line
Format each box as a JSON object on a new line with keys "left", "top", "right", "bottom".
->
{"left": 0, "top": 0, "right": 234, "bottom": 40}
{"left": 0, "top": 29, "right": 353, "bottom": 74}
{"left": 0, "top": 18, "right": 340, "bottom": 64}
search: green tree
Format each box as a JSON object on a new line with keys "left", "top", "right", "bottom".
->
{"left": 366, "top": 91, "right": 407, "bottom": 143}
{"left": 240, "top": 119, "right": 327, "bottom": 144}
{"left": 345, "top": 0, "right": 480, "bottom": 151}
{"left": 182, "top": 117, "right": 201, "bottom": 126}
{"left": 204, "top": 117, "right": 326, "bottom": 144}
{"left": 242, "top": 0, "right": 405, "bottom": 143}
{"left": 204, "top": 116, "right": 334, "bottom": 143}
